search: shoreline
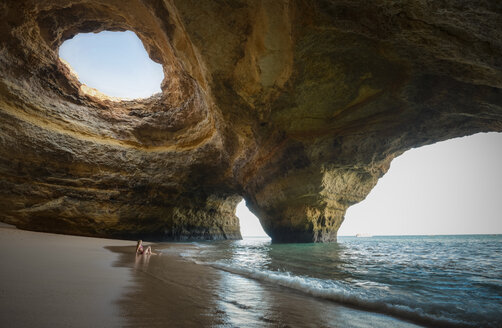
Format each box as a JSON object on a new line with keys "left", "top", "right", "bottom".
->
{"left": 110, "top": 241, "right": 424, "bottom": 328}
{"left": 1, "top": 225, "right": 424, "bottom": 327}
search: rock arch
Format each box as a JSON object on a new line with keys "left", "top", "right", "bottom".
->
{"left": 0, "top": 0, "right": 501, "bottom": 242}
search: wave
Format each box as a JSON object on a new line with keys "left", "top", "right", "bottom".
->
{"left": 181, "top": 255, "right": 478, "bottom": 328}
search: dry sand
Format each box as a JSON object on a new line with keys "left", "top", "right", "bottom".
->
{"left": 0, "top": 223, "right": 132, "bottom": 327}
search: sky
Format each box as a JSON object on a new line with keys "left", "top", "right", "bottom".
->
{"left": 60, "top": 31, "right": 502, "bottom": 237}
{"left": 59, "top": 31, "right": 163, "bottom": 99}
{"left": 338, "top": 132, "right": 502, "bottom": 236}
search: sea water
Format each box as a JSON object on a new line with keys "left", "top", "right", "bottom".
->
{"left": 180, "top": 235, "right": 502, "bottom": 327}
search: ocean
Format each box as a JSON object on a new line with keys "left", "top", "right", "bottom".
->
{"left": 176, "top": 235, "right": 502, "bottom": 328}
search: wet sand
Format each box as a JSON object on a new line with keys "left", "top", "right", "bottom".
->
{"left": 0, "top": 224, "right": 422, "bottom": 328}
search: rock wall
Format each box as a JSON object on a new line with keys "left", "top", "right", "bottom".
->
{"left": 1, "top": 0, "right": 501, "bottom": 242}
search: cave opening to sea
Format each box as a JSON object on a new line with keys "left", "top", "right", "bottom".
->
{"left": 58, "top": 30, "right": 164, "bottom": 100}
{"left": 338, "top": 132, "right": 502, "bottom": 237}
{"left": 236, "top": 199, "right": 270, "bottom": 238}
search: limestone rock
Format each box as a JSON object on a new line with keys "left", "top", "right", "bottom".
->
{"left": 0, "top": 0, "right": 501, "bottom": 242}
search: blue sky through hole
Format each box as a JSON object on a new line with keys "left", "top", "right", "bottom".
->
{"left": 238, "top": 132, "right": 502, "bottom": 237}
{"left": 59, "top": 31, "right": 163, "bottom": 99}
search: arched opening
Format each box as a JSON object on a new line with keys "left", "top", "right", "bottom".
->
{"left": 58, "top": 31, "right": 164, "bottom": 100}
{"left": 236, "top": 199, "right": 270, "bottom": 239}
{"left": 338, "top": 132, "right": 502, "bottom": 236}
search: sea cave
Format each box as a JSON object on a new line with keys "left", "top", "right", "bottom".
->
{"left": 1, "top": 0, "right": 501, "bottom": 243}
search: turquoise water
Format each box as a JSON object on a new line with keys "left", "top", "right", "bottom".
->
{"left": 181, "top": 235, "right": 502, "bottom": 327}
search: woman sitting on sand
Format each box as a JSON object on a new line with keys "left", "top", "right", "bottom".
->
{"left": 136, "top": 240, "right": 152, "bottom": 255}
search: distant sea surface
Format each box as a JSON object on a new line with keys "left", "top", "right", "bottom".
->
{"left": 180, "top": 235, "right": 502, "bottom": 327}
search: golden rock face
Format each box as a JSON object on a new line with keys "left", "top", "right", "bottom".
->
{"left": 1, "top": 0, "right": 501, "bottom": 242}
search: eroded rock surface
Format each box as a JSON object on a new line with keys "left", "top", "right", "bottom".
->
{"left": 1, "top": 0, "right": 501, "bottom": 242}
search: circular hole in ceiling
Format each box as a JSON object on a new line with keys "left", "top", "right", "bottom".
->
{"left": 59, "top": 30, "right": 164, "bottom": 100}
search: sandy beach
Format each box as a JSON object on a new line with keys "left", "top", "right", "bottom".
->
{"left": 0, "top": 223, "right": 132, "bottom": 327}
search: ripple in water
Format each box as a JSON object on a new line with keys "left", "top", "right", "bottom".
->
{"left": 182, "top": 235, "right": 502, "bottom": 328}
